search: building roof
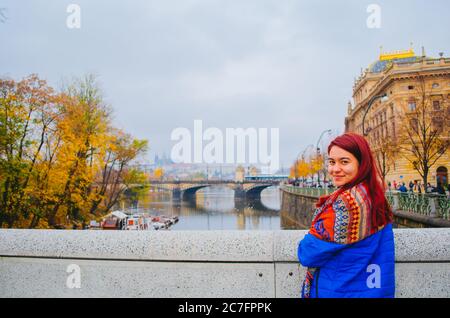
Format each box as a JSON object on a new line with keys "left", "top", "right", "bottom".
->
{"left": 368, "top": 48, "right": 420, "bottom": 73}
{"left": 379, "top": 48, "right": 415, "bottom": 61}
{"left": 110, "top": 211, "right": 128, "bottom": 219}
{"left": 369, "top": 56, "right": 419, "bottom": 73}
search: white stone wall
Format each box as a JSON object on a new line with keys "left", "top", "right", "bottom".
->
{"left": 0, "top": 229, "right": 449, "bottom": 298}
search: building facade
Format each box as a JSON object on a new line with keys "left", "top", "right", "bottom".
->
{"left": 345, "top": 48, "right": 450, "bottom": 187}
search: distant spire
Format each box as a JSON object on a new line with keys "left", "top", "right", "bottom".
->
{"left": 421, "top": 46, "right": 426, "bottom": 57}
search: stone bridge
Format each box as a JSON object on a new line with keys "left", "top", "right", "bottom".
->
{"left": 143, "top": 180, "right": 281, "bottom": 201}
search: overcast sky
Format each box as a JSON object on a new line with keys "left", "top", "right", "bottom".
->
{"left": 1, "top": 0, "right": 449, "bottom": 169}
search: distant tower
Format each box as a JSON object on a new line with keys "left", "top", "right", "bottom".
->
{"left": 162, "top": 152, "right": 169, "bottom": 164}
{"left": 235, "top": 166, "right": 245, "bottom": 182}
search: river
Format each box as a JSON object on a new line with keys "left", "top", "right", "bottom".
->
{"left": 118, "top": 185, "right": 289, "bottom": 230}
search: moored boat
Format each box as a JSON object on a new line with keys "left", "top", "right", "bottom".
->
{"left": 93, "top": 211, "right": 179, "bottom": 231}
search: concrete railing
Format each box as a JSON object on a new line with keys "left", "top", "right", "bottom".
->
{"left": 0, "top": 229, "right": 449, "bottom": 298}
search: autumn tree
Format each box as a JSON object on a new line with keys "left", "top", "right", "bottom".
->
{"left": 40, "top": 75, "right": 111, "bottom": 227}
{"left": 89, "top": 130, "right": 148, "bottom": 216}
{"left": 0, "top": 74, "right": 148, "bottom": 229}
{"left": 397, "top": 75, "right": 449, "bottom": 187}
{"left": 0, "top": 75, "right": 58, "bottom": 227}
{"left": 374, "top": 138, "right": 396, "bottom": 182}
{"left": 154, "top": 167, "right": 164, "bottom": 181}
{"left": 296, "top": 159, "right": 309, "bottom": 182}
{"left": 289, "top": 164, "right": 296, "bottom": 179}
{"left": 309, "top": 154, "right": 323, "bottom": 185}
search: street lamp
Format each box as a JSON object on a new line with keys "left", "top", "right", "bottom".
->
{"left": 316, "top": 129, "right": 332, "bottom": 154}
{"left": 313, "top": 130, "right": 332, "bottom": 187}
{"left": 299, "top": 144, "right": 315, "bottom": 160}
{"left": 362, "top": 93, "right": 388, "bottom": 136}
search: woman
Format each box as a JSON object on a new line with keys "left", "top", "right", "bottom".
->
{"left": 298, "top": 133, "right": 395, "bottom": 298}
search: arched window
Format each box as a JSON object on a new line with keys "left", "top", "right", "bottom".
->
{"left": 433, "top": 100, "right": 441, "bottom": 111}
{"left": 436, "top": 166, "right": 448, "bottom": 187}
{"left": 432, "top": 117, "right": 444, "bottom": 133}
{"left": 408, "top": 99, "right": 416, "bottom": 112}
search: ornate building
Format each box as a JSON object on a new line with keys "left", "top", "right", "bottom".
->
{"left": 345, "top": 48, "right": 450, "bottom": 187}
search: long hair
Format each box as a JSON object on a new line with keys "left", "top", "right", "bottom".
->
{"left": 316, "top": 132, "right": 393, "bottom": 228}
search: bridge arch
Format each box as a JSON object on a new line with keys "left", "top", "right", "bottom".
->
{"left": 182, "top": 185, "right": 210, "bottom": 200}
{"left": 241, "top": 184, "right": 276, "bottom": 200}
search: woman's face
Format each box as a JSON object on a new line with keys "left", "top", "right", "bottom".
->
{"left": 328, "top": 146, "right": 359, "bottom": 187}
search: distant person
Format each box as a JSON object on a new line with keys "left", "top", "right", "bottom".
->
{"left": 393, "top": 180, "right": 397, "bottom": 190}
{"left": 409, "top": 181, "right": 414, "bottom": 192}
{"left": 297, "top": 133, "right": 395, "bottom": 298}
{"left": 387, "top": 181, "right": 392, "bottom": 191}
{"left": 436, "top": 183, "right": 446, "bottom": 195}
{"left": 417, "top": 181, "right": 422, "bottom": 194}
{"left": 398, "top": 183, "right": 408, "bottom": 193}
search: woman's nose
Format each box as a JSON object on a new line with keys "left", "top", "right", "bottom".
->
{"left": 329, "top": 165, "right": 342, "bottom": 174}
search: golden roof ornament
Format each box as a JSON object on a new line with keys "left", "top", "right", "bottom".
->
{"left": 379, "top": 45, "right": 415, "bottom": 61}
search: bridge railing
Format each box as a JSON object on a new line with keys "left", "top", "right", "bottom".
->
{"left": 386, "top": 191, "right": 450, "bottom": 220}
{"left": 280, "top": 185, "right": 450, "bottom": 220}
{"left": 280, "top": 184, "right": 333, "bottom": 197}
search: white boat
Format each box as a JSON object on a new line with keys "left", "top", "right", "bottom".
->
{"left": 152, "top": 222, "right": 166, "bottom": 230}
{"left": 92, "top": 211, "right": 179, "bottom": 231}
{"left": 126, "top": 214, "right": 153, "bottom": 230}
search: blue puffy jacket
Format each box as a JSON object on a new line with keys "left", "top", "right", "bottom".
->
{"left": 298, "top": 223, "right": 395, "bottom": 298}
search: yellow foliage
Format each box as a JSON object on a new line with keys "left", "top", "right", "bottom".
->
{"left": 154, "top": 167, "right": 164, "bottom": 180}
{"left": 0, "top": 74, "right": 148, "bottom": 229}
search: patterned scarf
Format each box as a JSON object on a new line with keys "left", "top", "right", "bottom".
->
{"left": 301, "top": 183, "right": 384, "bottom": 298}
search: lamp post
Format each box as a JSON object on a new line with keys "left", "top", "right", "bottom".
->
{"left": 315, "top": 129, "right": 332, "bottom": 186}
{"left": 299, "top": 144, "right": 315, "bottom": 160}
{"left": 362, "top": 93, "right": 388, "bottom": 136}
{"left": 316, "top": 129, "right": 332, "bottom": 154}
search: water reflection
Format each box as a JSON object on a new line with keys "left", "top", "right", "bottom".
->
{"left": 118, "top": 185, "right": 284, "bottom": 230}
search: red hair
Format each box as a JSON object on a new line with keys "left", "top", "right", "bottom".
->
{"left": 317, "top": 132, "right": 393, "bottom": 228}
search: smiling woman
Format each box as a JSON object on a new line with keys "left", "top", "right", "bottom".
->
{"left": 297, "top": 132, "right": 395, "bottom": 298}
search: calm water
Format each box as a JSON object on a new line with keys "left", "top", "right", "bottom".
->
{"left": 119, "top": 186, "right": 283, "bottom": 230}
